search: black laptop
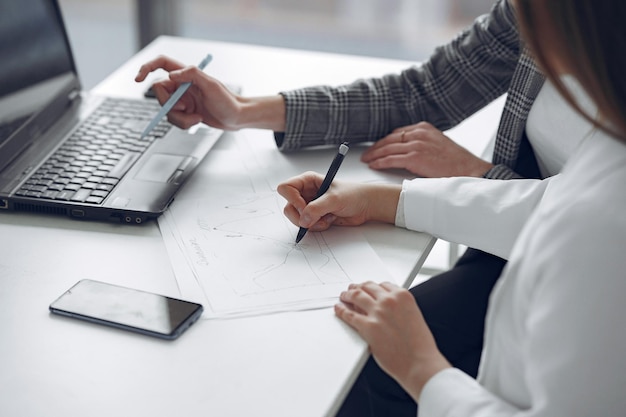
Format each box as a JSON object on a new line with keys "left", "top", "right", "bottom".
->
{"left": 0, "top": 0, "right": 223, "bottom": 224}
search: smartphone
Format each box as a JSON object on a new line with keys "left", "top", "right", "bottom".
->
{"left": 49, "top": 279, "right": 203, "bottom": 340}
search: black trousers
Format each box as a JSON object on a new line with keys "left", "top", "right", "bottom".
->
{"left": 336, "top": 248, "right": 506, "bottom": 417}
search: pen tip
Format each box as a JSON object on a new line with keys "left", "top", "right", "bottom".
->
{"left": 295, "top": 228, "right": 306, "bottom": 243}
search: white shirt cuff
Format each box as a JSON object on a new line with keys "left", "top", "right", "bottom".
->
{"left": 394, "top": 181, "right": 408, "bottom": 228}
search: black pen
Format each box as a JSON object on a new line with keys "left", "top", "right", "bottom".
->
{"left": 296, "top": 142, "right": 350, "bottom": 243}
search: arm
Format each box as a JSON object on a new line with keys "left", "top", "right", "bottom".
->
{"left": 421, "top": 187, "right": 626, "bottom": 416}
{"left": 399, "top": 175, "right": 552, "bottom": 259}
{"left": 277, "top": 169, "right": 553, "bottom": 260}
{"left": 337, "top": 132, "right": 626, "bottom": 415}
{"left": 278, "top": 0, "right": 520, "bottom": 151}
{"left": 135, "top": 1, "right": 521, "bottom": 178}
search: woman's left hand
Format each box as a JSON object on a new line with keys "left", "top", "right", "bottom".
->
{"left": 335, "top": 281, "right": 451, "bottom": 401}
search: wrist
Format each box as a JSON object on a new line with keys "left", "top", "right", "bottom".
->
{"left": 238, "top": 95, "right": 286, "bottom": 131}
{"left": 365, "top": 184, "right": 402, "bottom": 224}
{"left": 404, "top": 354, "right": 452, "bottom": 402}
{"left": 469, "top": 159, "right": 494, "bottom": 177}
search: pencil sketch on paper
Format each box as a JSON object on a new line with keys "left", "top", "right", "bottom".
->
{"left": 161, "top": 187, "right": 394, "bottom": 317}
{"left": 157, "top": 141, "right": 402, "bottom": 317}
{"left": 191, "top": 191, "right": 351, "bottom": 297}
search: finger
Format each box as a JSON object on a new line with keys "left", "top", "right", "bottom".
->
{"left": 367, "top": 153, "right": 415, "bottom": 171}
{"left": 339, "top": 286, "right": 377, "bottom": 311}
{"left": 277, "top": 172, "right": 325, "bottom": 200}
{"left": 282, "top": 204, "right": 301, "bottom": 227}
{"left": 313, "top": 213, "right": 337, "bottom": 231}
{"left": 283, "top": 203, "right": 333, "bottom": 232}
{"left": 276, "top": 177, "right": 305, "bottom": 202}
{"left": 379, "top": 281, "right": 401, "bottom": 292}
{"left": 300, "top": 195, "right": 337, "bottom": 228}
{"left": 393, "top": 129, "right": 408, "bottom": 143}
{"left": 359, "top": 281, "right": 389, "bottom": 299}
{"left": 276, "top": 177, "right": 315, "bottom": 211}
{"left": 169, "top": 65, "right": 210, "bottom": 88}
{"left": 278, "top": 173, "right": 334, "bottom": 230}
{"left": 165, "top": 111, "right": 203, "bottom": 130}
{"left": 361, "top": 131, "right": 406, "bottom": 161}
{"left": 334, "top": 303, "right": 367, "bottom": 332}
{"left": 362, "top": 140, "right": 414, "bottom": 163}
{"left": 151, "top": 80, "right": 182, "bottom": 106}
{"left": 135, "top": 55, "right": 185, "bottom": 82}
{"left": 335, "top": 293, "right": 367, "bottom": 315}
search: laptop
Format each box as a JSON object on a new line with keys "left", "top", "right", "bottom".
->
{"left": 0, "top": 0, "right": 223, "bottom": 224}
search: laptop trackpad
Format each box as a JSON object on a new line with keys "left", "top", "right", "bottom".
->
{"left": 134, "top": 153, "right": 193, "bottom": 183}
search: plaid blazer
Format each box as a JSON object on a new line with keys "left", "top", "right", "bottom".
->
{"left": 278, "top": 0, "right": 545, "bottom": 180}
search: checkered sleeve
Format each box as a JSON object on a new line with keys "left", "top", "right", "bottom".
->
{"left": 276, "top": 0, "right": 521, "bottom": 151}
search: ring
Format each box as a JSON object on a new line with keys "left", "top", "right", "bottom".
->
{"left": 400, "top": 131, "right": 406, "bottom": 142}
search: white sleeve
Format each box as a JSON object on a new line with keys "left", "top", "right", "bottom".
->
{"left": 398, "top": 176, "right": 552, "bottom": 259}
{"left": 419, "top": 368, "right": 520, "bottom": 416}
{"left": 419, "top": 178, "right": 626, "bottom": 416}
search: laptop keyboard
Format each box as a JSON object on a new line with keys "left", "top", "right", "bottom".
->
{"left": 16, "top": 98, "right": 171, "bottom": 204}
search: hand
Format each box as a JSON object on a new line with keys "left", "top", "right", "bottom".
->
{"left": 276, "top": 172, "right": 401, "bottom": 232}
{"left": 361, "top": 122, "right": 493, "bottom": 178}
{"left": 135, "top": 55, "right": 286, "bottom": 131}
{"left": 335, "top": 281, "right": 451, "bottom": 401}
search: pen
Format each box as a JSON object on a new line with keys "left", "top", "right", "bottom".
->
{"left": 295, "top": 142, "right": 350, "bottom": 243}
{"left": 140, "top": 53, "right": 213, "bottom": 139}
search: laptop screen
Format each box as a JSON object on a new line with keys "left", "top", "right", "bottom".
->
{"left": 0, "top": 0, "right": 77, "bottom": 165}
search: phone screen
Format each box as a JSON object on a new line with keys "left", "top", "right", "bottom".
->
{"left": 49, "top": 279, "right": 203, "bottom": 340}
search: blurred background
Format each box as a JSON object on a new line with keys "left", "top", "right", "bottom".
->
{"left": 59, "top": 0, "right": 496, "bottom": 89}
{"left": 58, "top": 0, "right": 495, "bottom": 276}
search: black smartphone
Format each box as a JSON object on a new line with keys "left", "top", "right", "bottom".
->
{"left": 49, "top": 279, "right": 203, "bottom": 340}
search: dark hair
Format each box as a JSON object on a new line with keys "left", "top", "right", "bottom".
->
{"left": 515, "top": 0, "right": 626, "bottom": 141}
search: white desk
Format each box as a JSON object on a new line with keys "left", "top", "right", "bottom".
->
{"left": 0, "top": 37, "right": 441, "bottom": 417}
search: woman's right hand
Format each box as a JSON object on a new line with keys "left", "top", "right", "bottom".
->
{"left": 135, "top": 55, "right": 286, "bottom": 132}
{"left": 277, "top": 172, "right": 401, "bottom": 232}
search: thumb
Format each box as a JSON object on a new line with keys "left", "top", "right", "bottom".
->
{"left": 299, "top": 194, "right": 333, "bottom": 228}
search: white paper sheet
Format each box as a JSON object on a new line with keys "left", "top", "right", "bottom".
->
{"left": 159, "top": 191, "right": 396, "bottom": 318}
{"left": 158, "top": 133, "right": 404, "bottom": 318}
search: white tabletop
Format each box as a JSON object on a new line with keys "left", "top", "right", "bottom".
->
{"left": 0, "top": 37, "right": 441, "bottom": 417}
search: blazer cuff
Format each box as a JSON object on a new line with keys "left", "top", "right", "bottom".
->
{"left": 482, "top": 164, "right": 522, "bottom": 179}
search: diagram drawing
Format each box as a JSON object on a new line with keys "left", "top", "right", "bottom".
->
{"left": 188, "top": 191, "right": 351, "bottom": 298}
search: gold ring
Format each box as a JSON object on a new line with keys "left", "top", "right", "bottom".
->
{"left": 400, "top": 131, "right": 406, "bottom": 142}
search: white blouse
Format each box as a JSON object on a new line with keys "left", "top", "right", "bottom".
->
{"left": 526, "top": 76, "right": 597, "bottom": 178}
{"left": 418, "top": 126, "right": 626, "bottom": 416}
{"left": 396, "top": 78, "right": 594, "bottom": 259}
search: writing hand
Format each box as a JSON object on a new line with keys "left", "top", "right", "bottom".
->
{"left": 277, "top": 172, "right": 401, "bottom": 232}
{"left": 361, "top": 122, "right": 494, "bottom": 178}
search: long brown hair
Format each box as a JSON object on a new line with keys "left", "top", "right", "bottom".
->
{"left": 515, "top": 0, "right": 626, "bottom": 142}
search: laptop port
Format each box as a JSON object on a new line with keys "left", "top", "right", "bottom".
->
{"left": 71, "top": 209, "right": 85, "bottom": 218}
